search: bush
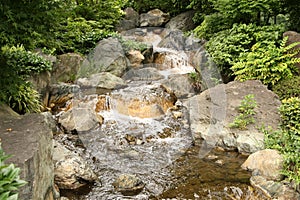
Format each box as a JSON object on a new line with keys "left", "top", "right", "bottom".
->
{"left": 231, "top": 37, "right": 300, "bottom": 87}
{"left": 205, "top": 23, "right": 284, "bottom": 78}
{"left": 0, "top": 146, "right": 27, "bottom": 200}
{"left": 265, "top": 97, "right": 300, "bottom": 186}
{"left": 0, "top": 45, "right": 51, "bottom": 114}
{"left": 273, "top": 76, "right": 300, "bottom": 100}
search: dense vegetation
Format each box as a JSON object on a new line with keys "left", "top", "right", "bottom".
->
{"left": 0, "top": 0, "right": 300, "bottom": 193}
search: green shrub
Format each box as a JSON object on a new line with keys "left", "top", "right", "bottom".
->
{"left": 205, "top": 23, "right": 284, "bottom": 78}
{"left": 265, "top": 97, "right": 300, "bottom": 186}
{"left": 116, "top": 36, "right": 148, "bottom": 53}
{"left": 0, "top": 146, "right": 27, "bottom": 200}
{"left": 273, "top": 76, "right": 300, "bottom": 100}
{"left": 229, "top": 94, "right": 257, "bottom": 130}
{"left": 231, "top": 37, "right": 300, "bottom": 87}
{"left": 0, "top": 45, "right": 51, "bottom": 114}
{"left": 55, "top": 18, "right": 116, "bottom": 54}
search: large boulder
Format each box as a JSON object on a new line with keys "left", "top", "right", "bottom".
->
{"left": 76, "top": 72, "right": 127, "bottom": 90}
{"left": 165, "top": 10, "right": 196, "bottom": 32}
{"left": 78, "top": 37, "right": 128, "bottom": 78}
{"left": 161, "top": 74, "right": 198, "bottom": 98}
{"left": 116, "top": 7, "right": 139, "bottom": 32}
{"left": 126, "top": 50, "right": 145, "bottom": 68}
{"left": 122, "top": 67, "right": 164, "bottom": 81}
{"left": 140, "top": 9, "right": 170, "bottom": 27}
{"left": 283, "top": 31, "right": 300, "bottom": 72}
{"left": 58, "top": 107, "right": 101, "bottom": 133}
{"left": 241, "top": 149, "right": 284, "bottom": 181}
{"left": 51, "top": 53, "right": 84, "bottom": 83}
{"left": 0, "top": 109, "right": 56, "bottom": 200}
{"left": 53, "top": 141, "right": 97, "bottom": 189}
{"left": 185, "top": 80, "right": 281, "bottom": 154}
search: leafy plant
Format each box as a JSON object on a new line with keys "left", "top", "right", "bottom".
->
{"left": 231, "top": 37, "right": 300, "bottom": 87}
{"left": 273, "top": 76, "right": 300, "bottom": 100}
{"left": 0, "top": 146, "right": 27, "bottom": 200}
{"left": 205, "top": 23, "right": 284, "bottom": 78}
{"left": 230, "top": 94, "right": 257, "bottom": 130}
{"left": 0, "top": 45, "right": 51, "bottom": 114}
{"left": 116, "top": 36, "right": 148, "bottom": 53}
{"left": 265, "top": 97, "right": 300, "bottom": 186}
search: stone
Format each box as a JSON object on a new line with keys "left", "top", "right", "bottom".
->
{"left": 58, "top": 107, "right": 101, "bottom": 132}
{"left": 122, "top": 67, "right": 164, "bottom": 81}
{"left": 78, "top": 37, "right": 128, "bottom": 78}
{"left": 51, "top": 53, "right": 84, "bottom": 83}
{"left": 185, "top": 80, "right": 281, "bottom": 153}
{"left": 126, "top": 50, "right": 145, "bottom": 67}
{"left": 76, "top": 72, "right": 126, "bottom": 90}
{"left": 250, "top": 176, "right": 282, "bottom": 199}
{"left": 116, "top": 7, "right": 139, "bottom": 32}
{"left": 53, "top": 141, "right": 97, "bottom": 190}
{"left": 283, "top": 31, "right": 300, "bottom": 71}
{"left": 140, "top": 9, "right": 170, "bottom": 27}
{"left": 241, "top": 149, "right": 284, "bottom": 181}
{"left": 165, "top": 10, "right": 196, "bottom": 32}
{"left": 158, "top": 30, "right": 186, "bottom": 51}
{"left": 161, "top": 74, "right": 198, "bottom": 98}
{"left": 0, "top": 111, "right": 55, "bottom": 200}
{"left": 113, "top": 174, "right": 145, "bottom": 196}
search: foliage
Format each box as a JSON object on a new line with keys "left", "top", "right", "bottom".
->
{"left": 192, "top": 0, "right": 284, "bottom": 40}
{"left": 231, "top": 37, "right": 300, "bottom": 87}
{"left": 205, "top": 23, "right": 284, "bottom": 77}
{"left": 188, "top": 72, "right": 202, "bottom": 92}
{"left": 229, "top": 94, "right": 257, "bottom": 130}
{"left": 265, "top": 97, "right": 300, "bottom": 186}
{"left": 128, "top": 0, "right": 190, "bottom": 16}
{"left": 55, "top": 18, "right": 115, "bottom": 54}
{"left": 0, "top": 45, "right": 51, "bottom": 114}
{"left": 281, "top": 0, "right": 300, "bottom": 32}
{"left": 0, "top": 146, "right": 27, "bottom": 200}
{"left": 273, "top": 76, "right": 300, "bottom": 100}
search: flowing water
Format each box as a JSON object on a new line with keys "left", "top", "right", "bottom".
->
{"left": 58, "top": 27, "right": 254, "bottom": 200}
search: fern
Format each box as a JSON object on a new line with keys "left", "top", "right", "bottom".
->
{"left": 231, "top": 37, "right": 300, "bottom": 87}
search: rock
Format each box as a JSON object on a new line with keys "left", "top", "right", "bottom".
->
{"left": 78, "top": 37, "right": 128, "bottom": 78}
{"left": 116, "top": 7, "right": 139, "bottom": 32}
{"left": 58, "top": 107, "right": 101, "bottom": 132}
{"left": 283, "top": 31, "right": 300, "bottom": 72}
{"left": 47, "top": 83, "right": 80, "bottom": 111}
{"left": 165, "top": 10, "right": 196, "bottom": 32}
{"left": 0, "top": 111, "right": 55, "bottom": 200}
{"left": 52, "top": 53, "right": 84, "bottom": 83}
{"left": 76, "top": 72, "right": 126, "bottom": 90}
{"left": 53, "top": 141, "right": 97, "bottom": 190}
{"left": 185, "top": 80, "right": 281, "bottom": 154}
{"left": 161, "top": 74, "right": 198, "bottom": 98}
{"left": 110, "top": 84, "right": 177, "bottom": 118}
{"left": 250, "top": 176, "right": 282, "bottom": 199}
{"left": 113, "top": 174, "right": 145, "bottom": 196}
{"left": 126, "top": 50, "right": 145, "bottom": 67}
{"left": 140, "top": 9, "right": 170, "bottom": 27}
{"left": 158, "top": 29, "right": 201, "bottom": 52}
{"left": 241, "top": 149, "right": 284, "bottom": 181}
{"left": 122, "top": 67, "right": 164, "bottom": 81}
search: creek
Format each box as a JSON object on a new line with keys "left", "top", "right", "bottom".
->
{"left": 57, "top": 27, "right": 253, "bottom": 200}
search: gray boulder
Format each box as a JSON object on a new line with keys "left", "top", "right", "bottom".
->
{"left": 51, "top": 53, "right": 84, "bottom": 83}
{"left": 161, "top": 74, "right": 198, "bottom": 98}
{"left": 113, "top": 174, "right": 145, "bottom": 196}
{"left": 78, "top": 37, "right": 128, "bottom": 78}
{"left": 185, "top": 80, "right": 281, "bottom": 154}
{"left": 0, "top": 110, "right": 55, "bottom": 200}
{"left": 53, "top": 141, "right": 97, "bottom": 189}
{"left": 76, "top": 72, "right": 126, "bottom": 90}
{"left": 122, "top": 67, "right": 164, "bottom": 81}
{"left": 165, "top": 10, "right": 196, "bottom": 32}
{"left": 58, "top": 107, "right": 101, "bottom": 132}
{"left": 116, "top": 7, "right": 139, "bottom": 32}
{"left": 140, "top": 9, "right": 170, "bottom": 27}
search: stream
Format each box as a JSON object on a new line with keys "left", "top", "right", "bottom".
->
{"left": 56, "top": 27, "right": 255, "bottom": 200}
